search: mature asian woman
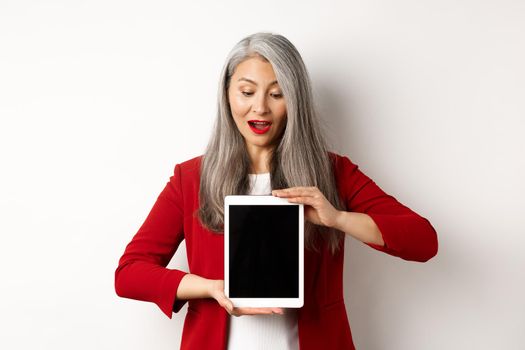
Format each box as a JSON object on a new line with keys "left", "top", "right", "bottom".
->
{"left": 114, "top": 31, "right": 438, "bottom": 350}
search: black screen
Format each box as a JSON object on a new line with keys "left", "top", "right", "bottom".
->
{"left": 229, "top": 205, "right": 299, "bottom": 298}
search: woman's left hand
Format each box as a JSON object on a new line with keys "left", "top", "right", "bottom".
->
{"left": 272, "top": 186, "right": 341, "bottom": 228}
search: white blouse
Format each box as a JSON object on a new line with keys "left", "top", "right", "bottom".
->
{"left": 226, "top": 172, "right": 300, "bottom": 350}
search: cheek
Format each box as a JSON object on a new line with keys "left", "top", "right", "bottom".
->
{"left": 229, "top": 94, "right": 250, "bottom": 116}
{"left": 275, "top": 103, "right": 287, "bottom": 124}
{"left": 277, "top": 116, "right": 287, "bottom": 130}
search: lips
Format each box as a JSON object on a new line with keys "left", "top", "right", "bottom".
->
{"left": 248, "top": 120, "right": 272, "bottom": 134}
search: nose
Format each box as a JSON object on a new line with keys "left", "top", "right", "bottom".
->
{"left": 253, "top": 93, "right": 270, "bottom": 115}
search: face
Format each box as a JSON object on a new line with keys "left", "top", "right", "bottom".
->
{"left": 228, "top": 57, "right": 287, "bottom": 150}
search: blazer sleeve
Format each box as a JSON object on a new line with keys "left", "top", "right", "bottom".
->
{"left": 338, "top": 155, "right": 438, "bottom": 262}
{"left": 114, "top": 163, "right": 189, "bottom": 319}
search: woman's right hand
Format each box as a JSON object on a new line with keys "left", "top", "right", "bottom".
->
{"left": 209, "top": 280, "right": 284, "bottom": 317}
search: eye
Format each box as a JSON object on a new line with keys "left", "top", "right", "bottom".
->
{"left": 241, "top": 91, "right": 254, "bottom": 96}
{"left": 271, "top": 93, "right": 283, "bottom": 99}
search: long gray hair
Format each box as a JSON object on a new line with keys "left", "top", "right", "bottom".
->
{"left": 197, "top": 32, "right": 345, "bottom": 254}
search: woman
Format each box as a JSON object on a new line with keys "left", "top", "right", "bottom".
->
{"left": 114, "top": 32, "right": 438, "bottom": 350}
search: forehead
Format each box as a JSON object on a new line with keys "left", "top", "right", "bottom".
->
{"left": 232, "top": 57, "right": 279, "bottom": 84}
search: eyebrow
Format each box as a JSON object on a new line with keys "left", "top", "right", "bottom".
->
{"left": 237, "top": 77, "right": 278, "bottom": 86}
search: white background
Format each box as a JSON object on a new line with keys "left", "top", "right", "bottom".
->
{"left": 1, "top": 1, "right": 524, "bottom": 349}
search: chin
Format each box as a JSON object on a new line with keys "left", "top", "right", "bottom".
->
{"left": 247, "top": 138, "right": 272, "bottom": 146}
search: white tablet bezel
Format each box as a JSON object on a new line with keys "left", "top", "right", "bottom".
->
{"left": 224, "top": 195, "right": 304, "bottom": 308}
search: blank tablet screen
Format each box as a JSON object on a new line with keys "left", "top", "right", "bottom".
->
{"left": 228, "top": 204, "right": 299, "bottom": 298}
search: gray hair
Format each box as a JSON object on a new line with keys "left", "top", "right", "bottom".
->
{"left": 197, "top": 32, "right": 345, "bottom": 254}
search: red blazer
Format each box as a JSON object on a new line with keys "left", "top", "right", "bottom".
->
{"left": 115, "top": 152, "right": 438, "bottom": 350}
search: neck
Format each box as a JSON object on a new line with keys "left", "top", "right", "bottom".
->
{"left": 245, "top": 143, "right": 273, "bottom": 174}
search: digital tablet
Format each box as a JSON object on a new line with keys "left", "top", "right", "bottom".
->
{"left": 224, "top": 195, "right": 304, "bottom": 308}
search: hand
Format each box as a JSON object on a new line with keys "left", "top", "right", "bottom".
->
{"left": 272, "top": 186, "right": 342, "bottom": 228}
{"left": 209, "top": 280, "right": 284, "bottom": 317}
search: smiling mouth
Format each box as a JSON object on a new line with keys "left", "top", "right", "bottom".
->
{"left": 248, "top": 121, "right": 271, "bottom": 129}
{"left": 248, "top": 120, "right": 272, "bottom": 134}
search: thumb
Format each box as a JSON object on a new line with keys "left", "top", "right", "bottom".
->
{"left": 217, "top": 294, "right": 234, "bottom": 313}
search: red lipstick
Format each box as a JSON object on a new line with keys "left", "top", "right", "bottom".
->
{"left": 248, "top": 120, "right": 272, "bottom": 134}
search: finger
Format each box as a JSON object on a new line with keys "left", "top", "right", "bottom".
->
{"left": 235, "top": 307, "right": 273, "bottom": 315}
{"left": 273, "top": 186, "right": 312, "bottom": 194}
{"left": 286, "top": 196, "right": 319, "bottom": 206}
{"left": 218, "top": 296, "right": 234, "bottom": 314}
{"left": 233, "top": 307, "right": 282, "bottom": 316}
{"left": 273, "top": 188, "right": 317, "bottom": 198}
{"left": 231, "top": 309, "right": 264, "bottom": 317}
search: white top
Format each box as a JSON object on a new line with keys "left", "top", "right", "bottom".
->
{"left": 226, "top": 172, "right": 300, "bottom": 350}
